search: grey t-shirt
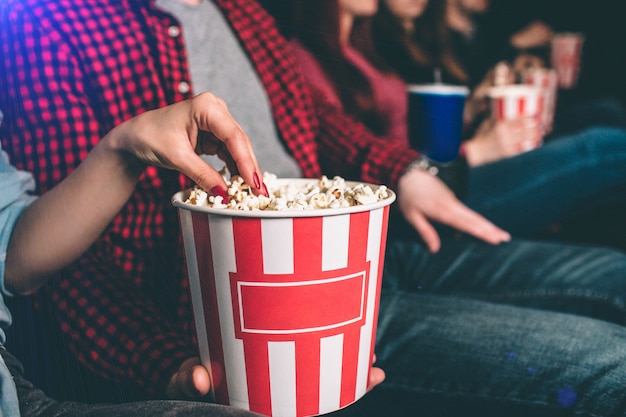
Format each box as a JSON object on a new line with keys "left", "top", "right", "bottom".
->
{"left": 156, "top": 0, "right": 302, "bottom": 178}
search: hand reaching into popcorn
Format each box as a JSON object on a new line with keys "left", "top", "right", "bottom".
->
{"left": 110, "top": 92, "right": 267, "bottom": 199}
{"left": 6, "top": 92, "right": 266, "bottom": 295}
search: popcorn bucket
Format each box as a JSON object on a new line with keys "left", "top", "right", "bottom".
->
{"left": 488, "top": 85, "right": 544, "bottom": 122}
{"left": 521, "top": 68, "right": 559, "bottom": 134}
{"left": 172, "top": 179, "right": 396, "bottom": 417}
{"left": 550, "top": 32, "right": 585, "bottom": 89}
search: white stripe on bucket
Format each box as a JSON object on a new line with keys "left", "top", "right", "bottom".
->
{"left": 319, "top": 334, "right": 344, "bottom": 414}
{"left": 210, "top": 215, "right": 250, "bottom": 409}
{"left": 262, "top": 218, "right": 294, "bottom": 274}
{"left": 322, "top": 214, "right": 350, "bottom": 271}
{"left": 269, "top": 341, "right": 297, "bottom": 417}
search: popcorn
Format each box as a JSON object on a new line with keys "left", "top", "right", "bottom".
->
{"left": 185, "top": 170, "right": 390, "bottom": 211}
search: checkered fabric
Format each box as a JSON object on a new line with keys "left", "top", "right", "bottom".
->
{"left": 0, "top": 0, "right": 418, "bottom": 396}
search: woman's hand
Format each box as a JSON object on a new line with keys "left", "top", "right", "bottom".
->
{"left": 510, "top": 20, "right": 554, "bottom": 50}
{"left": 6, "top": 92, "right": 266, "bottom": 294}
{"left": 464, "top": 62, "right": 515, "bottom": 125}
{"left": 463, "top": 117, "right": 543, "bottom": 167}
{"left": 512, "top": 53, "right": 546, "bottom": 75}
{"left": 398, "top": 169, "right": 510, "bottom": 252}
{"left": 107, "top": 92, "right": 266, "bottom": 196}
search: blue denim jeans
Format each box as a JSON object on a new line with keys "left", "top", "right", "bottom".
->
{"left": 345, "top": 235, "right": 626, "bottom": 416}
{"left": 465, "top": 127, "right": 626, "bottom": 238}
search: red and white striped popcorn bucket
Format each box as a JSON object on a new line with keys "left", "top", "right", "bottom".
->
{"left": 550, "top": 32, "right": 585, "bottom": 89}
{"left": 521, "top": 68, "right": 559, "bottom": 134}
{"left": 172, "top": 180, "right": 396, "bottom": 417}
{"left": 488, "top": 85, "right": 544, "bottom": 122}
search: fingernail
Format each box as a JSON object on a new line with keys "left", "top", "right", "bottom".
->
{"left": 210, "top": 186, "right": 229, "bottom": 200}
{"left": 262, "top": 182, "right": 269, "bottom": 198}
{"left": 253, "top": 172, "right": 261, "bottom": 189}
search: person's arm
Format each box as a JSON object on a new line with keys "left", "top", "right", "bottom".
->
{"left": 462, "top": 117, "right": 543, "bottom": 167}
{"left": 510, "top": 20, "right": 554, "bottom": 50}
{"left": 311, "top": 91, "right": 510, "bottom": 252}
{"left": 5, "top": 93, "right": 262, "bottom": 295}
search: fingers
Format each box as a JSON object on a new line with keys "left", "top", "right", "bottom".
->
{"left": 176, "top": 153, "right": 230, "bottom": 195}
{"left": 165, "top": 358, "right": 212, "bottom": 400}
{"left": 493, "top": 118, "right": 542, "bottom": 154}
{"left": 190, "top": 93, "right": 265, "bottom": 195}
{"left": 404, "top": 210, "right": 441, "bottom": 253}
{"left": 440, "top": 203, "right": 511, "bottom": 245}
{"left": 512, "top": 117, "right": 543, "bottom": 152}
{"left": 367, "top": 367, "right": 386, "bottom": 392}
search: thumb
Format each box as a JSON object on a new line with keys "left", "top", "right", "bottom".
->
{"left": 165, "top": 358, "right": 212, "bottom": 399}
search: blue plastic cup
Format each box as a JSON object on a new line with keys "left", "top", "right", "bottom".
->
{"left": 407, "top": 84, "right": 470, "bottom": 163}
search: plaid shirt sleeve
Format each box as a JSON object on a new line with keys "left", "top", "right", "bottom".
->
{"left": 0, "top": 0, "right": 197, "bottom": 396}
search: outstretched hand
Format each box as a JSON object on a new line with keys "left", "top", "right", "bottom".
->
{"left": 398, "top": 169, "right": 511, "bottom": 252}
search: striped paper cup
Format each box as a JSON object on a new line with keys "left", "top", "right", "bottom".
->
{"left": 488, "top": 85, "right": 544, "bottom": 121}
{"left": 550, "top": 32, "right": 585, "bottom": 89}
{"left": 172, "top": 180, "right": 396, "bottom": 417}
{"left": 521, "top": 68, "right": 559, "bottom": 134}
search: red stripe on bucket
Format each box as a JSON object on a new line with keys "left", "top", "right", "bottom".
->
{"left": 341, "top": 211, "right": 371, "bottom": 406}
{"left": 496, "top": 98, "right": 505, "bottom": 119}
{"left": 518, "top": 97, "right": 526, "bottom": 117}
{"left": 243, "top": 338, "right": 272, "bottom": 416}
{"left": 296, "top": 338, "right": 321, "bottom": 417}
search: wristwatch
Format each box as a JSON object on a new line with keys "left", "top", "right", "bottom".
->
{"left": 406, "top": 154, "right": 469, "bottom": 200}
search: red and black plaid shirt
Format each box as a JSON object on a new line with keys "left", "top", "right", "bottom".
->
{"left": 0, "top": 0, "right": 418, "bottom": 396}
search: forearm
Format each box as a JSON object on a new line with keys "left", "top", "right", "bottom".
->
{"left": 5, "top": 134, "right": 144, "bottom": 294}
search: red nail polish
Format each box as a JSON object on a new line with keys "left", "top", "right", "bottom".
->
{"left": 210, "top": 186, "right": 229, "bottom": 200}
{"left": 253, "top": 172, "right": 261, "bottom": 189}
{"left": 262, "top": 183, "right": 269, "bottom": 198}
